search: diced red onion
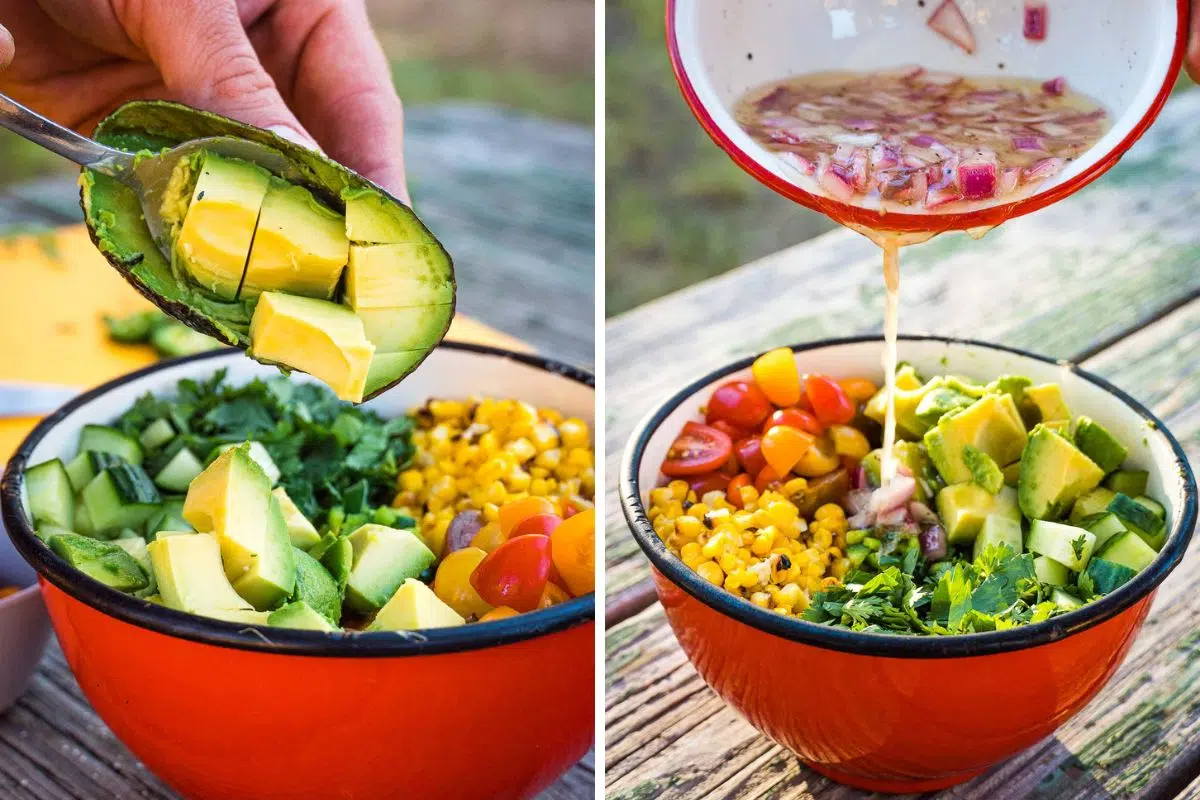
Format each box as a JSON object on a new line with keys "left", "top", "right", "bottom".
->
{"left": 1024, "top": 3, "right": 1048, "bottom": 41}
{"left": 832, "top": 132, "right": 881, "bottom": 148}
{"left": 1025, "top": 157, "right": 1064, "bottom": 183}
{"left": 958, "top": 158, "right": 998, "bottom": 200}
{"left": 1042, "top": 76, "right": 1066, "bottom": 96}
{"left": 919, "top": 525, "right": 949, "bottom": 561}
{"left": 848, "top": 511, "right": 871, "bottom": 530}
{"left": 875, "top": 507, "right": 911, "bottom": 528}
{"left": 1032, "top": 121, "right": 1071, "bottom": 138}
{"left": 445, "top": 510, "right": 484, "bottom": 555}
{"left": 868, "top": 475, "right": 916, "bottom": 516}
{"left": 818, "top": 161, "right": 856, "bottom": 202}
{"left": 908, "top": 501, "right": 939, "bottom": 525}
{"left": 998, "top": 167, "right": 1021, "bottom": 195}
{"left": 925, "top": 184, "right": 962, "bottom": 209}
{"left": 846, "top": 488, "right": 875, "bottom": 515}
{"left": 1012, "top": 135, "right": 1047, "bottom": 152}
{"left": 870, "top": 142, "right": 900, "bottom": 170}
{"left": 769, "top": 129, "right": 805, "bottom": 146}
{"left": 843, "top": 118, "right": 879, "bottom": 132}
{"left": 910, "top": 134, "right": 937, "bottom": 148}
{"left": 927, "top": 0, "right": 977, "bottom": 55}
{"left": 852, "top": 465, "right": 868, "bottom": 490}
{"left": 779, "top": 152, "right": 816, "bottom": 175}
{"left": 756, "top": 86, "right": 788, "bottom": 112}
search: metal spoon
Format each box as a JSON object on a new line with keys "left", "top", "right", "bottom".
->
{"left": 0, "top": 91, "right": 291, "bottom": 258}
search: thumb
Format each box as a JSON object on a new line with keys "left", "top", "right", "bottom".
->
{"left": 135, "top": 1, "right": 314, "bottom": 147}
{"left": 0, "top": 24, "right": 13, "bottom": 70}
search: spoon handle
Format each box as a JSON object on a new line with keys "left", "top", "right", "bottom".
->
{"left": 0, "top": 92, "right": 132, "bottom": 173}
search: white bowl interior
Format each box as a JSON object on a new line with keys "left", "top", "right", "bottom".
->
{"left": 673, "top": 0, "right": 1180, "bottom": 215}
{"left": 16, "top": 348, "right": 594, "bottom": 529}
{"left": 637, "top": 340, "right": 1188, "bottom": 540}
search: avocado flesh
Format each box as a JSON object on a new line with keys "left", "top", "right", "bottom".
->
{"left": 356, "top": 304, "right": 454, "bottom": 354}
{"left": 936, "top": 484, "right": 1020, "bottom": 544}
{"left": 170, "top": 153, "right": 270, "bottom": 300}
{"left": 344, "top": 244, "right": 455, "bottom": 309}
{"left": 268, "top": 600, "right": 337, "bottom": 631}
{"left": 291, "top": 548, "right": 342, "bottom": 625}
{"left": 241, "top": 179, "right": 349, "bottom": 299}
{"left": 924, "top": 393, "right": 1028, "bottom": 485}
{"left": 344, "top": 524, "right": 436, "bottom": 614}
{"left": 1023, "top": 384, "right": 1071, "bottom": 426}
{"left": 865, "top": 366, "right": 931, "bottom": 439}
{"left": 367, "top": 578, "right": 464, "bottom": 631}
{"left": 249, "top": 292, "right": 375, "bottom": 403}
{"left": 81, "top": 101, "right": 455, "bottom": 399}
{"left": 272, "top": 487, "right": 321, "bottom": 550}
{"left": 148, "top": 533, "right": 253, "bottom": 613}
{"left": 182, "top": 444, "right": 297, "bottom": 610}
{"left": 1018, "top": 425, "right": 1105, "bottom": 521}
{"left": 49, "top": 533, "right": 148, "bottom": 592}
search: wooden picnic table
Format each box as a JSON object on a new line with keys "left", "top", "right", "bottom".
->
{"left": 0, "top": 104, "right": 595, "bottom": 799}
{"left": 604, "top": 89, "right": 1200, "bottom": 799}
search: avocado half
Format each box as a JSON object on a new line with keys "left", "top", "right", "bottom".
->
{"left": 80, "top": 100, "right": 456, "bottom": 401}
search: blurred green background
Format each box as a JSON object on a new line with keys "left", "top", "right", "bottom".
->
{"left": 0, "top": 0, "right": 594, "bottom": 194}
{"left": 606, "top": 0, "right": 1197, "bottom": 317}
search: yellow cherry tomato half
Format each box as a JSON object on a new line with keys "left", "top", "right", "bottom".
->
{"left": 499, "top": 496, "right": 557, "bottom": 536}
{"left": 760, "top": 424, "right": 814, "bottom": 477}
{"left": 838, "top": 377, "right": 879, "bottom": 404}
{"left": 479, "top": 606, "right": 520, "bottom": 622}
{"left": 469, "top": 521, "right": 507, "bottom": 553}
{"left": 539, "top": 582, "right": 573, "bottom": 608}
{"left": 794, "top": 435, "right": 840, "bottom": 477}
{"left": 828, "top": 424, "right": 871, "bottom": 459}
{"left": 751, "top": 347, "right": 802, "bottom": 407}
{"left": 433, "top": 547, "right": 495, "bottom": 619}
{"left": 550, "top": 507, "right": 595, "bottom": 596}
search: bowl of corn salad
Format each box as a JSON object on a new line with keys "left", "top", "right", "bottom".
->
{"left": 3, "top": 343, "right": 595, "bottom": 800}
{"left": 621, "top": 336, "right": 1195, "bottom": 793}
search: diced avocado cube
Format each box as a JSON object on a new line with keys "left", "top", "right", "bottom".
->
{"left": 321, "top": 536, "right": 353, "bottom": 591}
{"left": 936, "top": 484, "right": 1019, "bottom": 544}
{"left": 1095, "top": 531, "right": 1157, "bottom": 573}
{"left": 1051, "top": 588, "right": 1083, "bottom": 611}
{"left": 272, "top": 488, "right": 322, "bottom": 549}
{"left": 112, "top": 536, "right": 155, "bottom": 595}
{"left": 1083, "top": 558, "right": 1138, "bottom": 595}
{"left": 1073, "top": 417, "right": 1128, "bottom": 474}
{"left": 985, "top": 375, "right": 1032, "bottom": 405}
{"left": 291, "top": 549, "right": 342, "bottom": 625}
{"left": 139, "top": 419, "right": 176, "bottom": 451}
{"left": 973, "top": 514, "right": 1023, "bottom": 561}
{"left": 1069, "top": 487, "right": 1116, "bottom": 524}
{"left": 1085, "top": 512, "right": 1128, "bottom": 550}
{"left": 344, "top": 243, "right": 454, "bottom": 310}
{"left": 1027, "top": 520, "right": 1096, "bottom": 572}
{"left": 183, "top": 444, "right": 296, "bottom": 610}
{"left": 1018, "top": 425, "right": 1105, "bottom": 521}
{"left": 241, "top": 178, "right": 349, "bottom": 300}
{"left": 962, "top": 445, "right": 1004, "bottom": 494}
{"left": 915, "top": 385, "right": 975, "bottom": 427}
{"left": 367, "top": 578, "right": 464, "bottom": 631}
{"left": 148, "top": 533, "right": 253, "bottom": 614}
{"left": 25, "top": 459, "right": 75, "bottom": 530}
{"left": 209, "top": 441, "right": 280, "bottom": 485}
{"left": 1024, "top": 384, "right": 1071, "bottom": 427}
{"left": 344, "top": 524, "right": 436, "bottom": 614}
{"left": 49, "top": 532, "right": 148, "bottom": 592}
{"left": 865, "top": 368, "right": 938, "bottom": 439}
{"left": 925, "top": 394, "right": 1028, "bottom": 485}
{"left": 342, "top": 186, "right": 430, "bottom": 245}
{"left": 363, "top": 351, "right": 430, "bottom": 398}
{"left": 1034, "top": 555, "right": 1070, "bottom": 587}
{"left": 268, "top": 600, "right": 338, "bottom": 632}
{"left": 1105, "top": 469, "right": 1149, "bottom": 498}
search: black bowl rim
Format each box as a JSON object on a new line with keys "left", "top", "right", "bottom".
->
{"left": 2, "top": 343, "right": 596, "bottom": 658}
{"left": 620, "top": 334, "right": 1198, "bottom": 660}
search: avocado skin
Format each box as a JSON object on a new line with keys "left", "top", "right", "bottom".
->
{"left": 80, "top": 100, "right": 455, "bottom": 400}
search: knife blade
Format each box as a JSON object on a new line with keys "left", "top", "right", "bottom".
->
{"left": 0, "top": 382, "right": 80, "bottom": 418}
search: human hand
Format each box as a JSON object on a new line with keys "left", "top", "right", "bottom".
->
{"left": 0, "top": 0, "right": 408, "bottom": 200}
{"left": 1189, "top": 0, "right": 1200, "bottom": 83}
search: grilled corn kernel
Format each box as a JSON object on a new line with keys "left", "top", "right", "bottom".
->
{"left": 696, "top": 561, "right": 724, "bottom": 585}
{"left": 680, "top": 542, "right": 703, "bottom": 567}
{"left": 559, "top": 418, "right": 589, "bottom": 449}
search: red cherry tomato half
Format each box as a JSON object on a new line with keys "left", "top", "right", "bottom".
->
{"left": 708, "top": 419, "right": 751, "bottom": 441}
{"left": 470, "top": 535, "right": 552, "bottom": 612}
{"left": 688, "top": 472, "right": 731, "bottom": 496}
{"left": 805, "top": 375, "right": 855, "bottom": 426}
{"left": 734, "top": 436, "right": 768, "bottom": 477}
{"left": 763, "top": 407, "right": 824, "bottom": 436}
{"left": 661, "top": 421, "right": 733, "bottom": 477}
{"left": 510, "top": 513, "right": 564, "bottom": 538}
{"left": 726, "top": 473, "right": 752, "bottom": 508}
{"left": 755, "top": 465, "right": 784, "bottom": 494}
{"left": 705, "top": 381, "right": 773, "bottom": 430}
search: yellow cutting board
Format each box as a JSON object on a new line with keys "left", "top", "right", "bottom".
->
{"left": 0, "top": 225, "right": 525, "bottom": 461}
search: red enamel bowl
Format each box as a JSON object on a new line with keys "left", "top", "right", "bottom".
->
{"left": 667, "top": 0, "right": 1189, "bottom": 233}
{"left": 2, "top": 344, "right": 595, "bottom": 800}
{"left": 621, "top": 337, "right": 1197, "bottom": 792}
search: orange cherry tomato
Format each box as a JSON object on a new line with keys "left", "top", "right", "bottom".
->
{"left": 705, "top": 381, "right": 773, "bottom": 429}
{"left": 751, "top": 347, "right": 801, "bottom": 406}
{"left": 763, "top": 407, "right": 823, "bottom": 436}
{"left": 479, "top": 606, "right": 520, "bottom": 622}
{"left": 760, "top": 424, "right": 815, "bottom": 476}
{"left": 539, "top": 582, "right": 573, "bottom": 608}
{"left": 734, "top": 436, "right": 767, "bottom": 477}
{"left": 755, "top": 465, "right": 784, "bottom": 494}
{"left": 499, "top": 497, "right": 556, "bottom": 537}
{"left": 470, "top": 535, "right": 551, "bottom": 612}
{"left": 660, "top": 421, "right": 733, "bottom": 477}
{"left": 726, "top": 473, "right": 752, "bottom": 508}
{"left": 688, "top": 472, "right": 730, "bottom": 497}
{"left": 550, "top": 508, "right": 595, "bottom": 596}
{"left": 838, "top": 377, "right": 879, "bottom": 404}
{"left": 433, "top": 547, "right": 494, "bottom": 618}
{"left": 511, "top": 513, "right": 563, "bottom": 538}
{"left": 806, "top": 375, "right": 856, "bottom": 426}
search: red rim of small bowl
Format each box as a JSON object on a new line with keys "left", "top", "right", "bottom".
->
{"left": 665, "top": 0, "right": 1190, "bottom": 233}
{"left": 1, "top": 343, "right": 596, "bottom": 658}
{"left": 620, "top": 335, "right": 1198, "bottom": 659}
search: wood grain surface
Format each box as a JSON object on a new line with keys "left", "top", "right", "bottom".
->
{"left": 603, "top": 91, "right": 1200, "bottom": 798}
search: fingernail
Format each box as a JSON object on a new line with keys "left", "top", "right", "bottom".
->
{"left": 268, "top": 124, "right": 323, "bottom": 153}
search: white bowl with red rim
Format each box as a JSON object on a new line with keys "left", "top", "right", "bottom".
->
{"left": 667, "top": 0, "right": 1188, "bottom": 233}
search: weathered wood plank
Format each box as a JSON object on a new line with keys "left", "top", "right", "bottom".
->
{"left": 604, "top": 299, "right": 1200, "bottom": 799}
{"left": 604, "top": 90, "right": 1200, "bottom": 606}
